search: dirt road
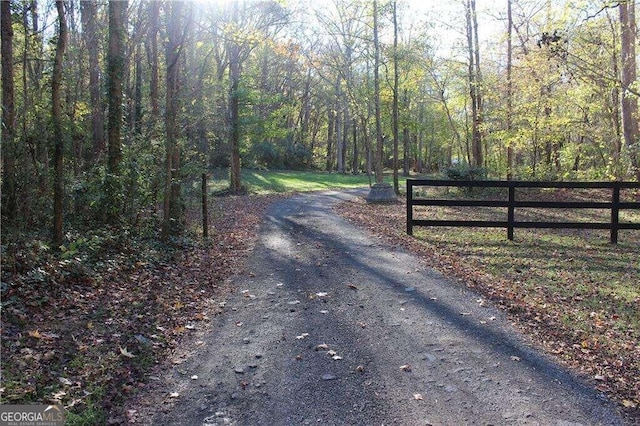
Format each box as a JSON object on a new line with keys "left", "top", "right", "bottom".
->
{"left": 142, "top": 190, "right": 624, "bottom": 425}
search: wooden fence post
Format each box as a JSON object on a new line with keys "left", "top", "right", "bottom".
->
{"left": 508, "top": 185, "right": 515, "bottom": 241}
{"left": 202, "top": 173, "right": 208, "bottom": 240}
{"left": 406, "top": 179, "right": 413, "bottom": 236}
{"left": 611, "top": 183, "right": 620, "bottom": 244}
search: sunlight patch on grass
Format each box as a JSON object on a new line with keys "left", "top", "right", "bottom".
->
{"left": 204, "top": 169, "right": 406, "bottom": 194}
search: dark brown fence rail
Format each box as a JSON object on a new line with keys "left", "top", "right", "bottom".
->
{"left": 406, "top": 180, "right": 640, "bottom": 244}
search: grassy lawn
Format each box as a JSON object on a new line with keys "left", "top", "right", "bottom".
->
{"left": 203, "top": 168, "right": 407, "bottom": 194}
{"left": 336, "top": 186, "right": 640, "bottom": 416}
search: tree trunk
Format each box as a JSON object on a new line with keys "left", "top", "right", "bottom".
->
{"left": 352, "top": 118, "right": 358, "bottom": 173}
{"left": 80, "top": 1, "right": 105, "bottom": 160}
{"left": 403, "top": 126, "right": 410, "bottom": 176}
{"left": 133, "top": 39, "right": 143, "bottom": 135}
{"left": 417, "top": 105, "right": 424, "bottom": 173}
{"left": 162, "top": 1, "right": 185, "bottom": 238}
{"left": 326, "top": 102, "right": 334, "bottom": 171}
{"left": 1, "top": 0, "right": 16, "bottom": 225}
{"left": 147, "top": 1, "right": 160, "bottom": 117}
{"left": 619, "top": 0, "right": 640, "bottom": 181}
{"left": 392, "top": 0, "right": 399, "bottom": 193}
{"left": 373, "top": 0, "right": 383, "bottom": 183}
{"left": 362, "top": 116, "right": 371, "bottom": 180}
{"left": 52, "top": 0, "right": 67, "bottom": 246}
{"left": 506, "top": 0, "right": 513, "bottom": 179}
{"left": 336, "top": 76, "right": 344, "bottom": 173}
{"left": 466, "top": 0, "right": 483, "bottom": 169}
{"left": 402, "top": 89, "right": 410, "bottom": 176}
{"left": 228, "top": 0, "right": 242, "bottom": 192}
{"left": 472, "top": 0, "right": 483, "bottom": 168}
{"left": 106, "top": 0, "right": 127, "bottom": 223}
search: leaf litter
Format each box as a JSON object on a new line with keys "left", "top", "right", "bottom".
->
{"left": 0, "top": 194, "right": 285, "bottom": 421}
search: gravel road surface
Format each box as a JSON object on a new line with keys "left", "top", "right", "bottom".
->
{"left": 149, "top": 189, "right": 624, "bottom": 425}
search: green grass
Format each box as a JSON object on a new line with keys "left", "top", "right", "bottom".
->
{"left": 416, "top": 226, "right": 639, "bottom": 331}
{"left": 410, "top": 186, "right": 640, "bottom": 344}
{"left": 204, "top": 169, "right": 409, "bottom": 194}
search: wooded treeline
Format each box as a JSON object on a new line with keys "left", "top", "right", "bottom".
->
{"left": 1, "top": 0, "right": 638, "bottom": 242}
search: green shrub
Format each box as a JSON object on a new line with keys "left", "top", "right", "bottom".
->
{"left": 445, "top": 164, "right": 487, "bottom": 181}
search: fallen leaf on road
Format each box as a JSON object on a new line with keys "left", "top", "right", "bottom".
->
{"left": 52, "top": 390, "right": 67, "bottom": 401}
{"left": 28, "top": 330, "right": 42, "bottom": 339}
{"left": 119, "top": 347, "right": 136, "bottom": 358}
{"left": 59, "top": 377, "right": 73, "bottom": 386}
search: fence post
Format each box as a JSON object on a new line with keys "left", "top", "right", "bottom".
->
{"left": 406, "top": 180, "right": 413, "bottom": 236}
{"left": 507, "top": 184, "right": 515, "bottom": 241}
{"left": 202, "top": 173, "right": 209, "bottom": 240}
{"left": 611, "top": 182, "right": 620, "bottom": 244}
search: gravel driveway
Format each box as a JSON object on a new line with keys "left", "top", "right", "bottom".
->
{"left": 149, "top": 189, "right": 624, "bottom": 425}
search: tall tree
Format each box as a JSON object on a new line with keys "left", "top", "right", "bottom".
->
{"left": 23, "top": 0, "right": 48, "bottom": 186}
{"left": 619, "top": 0, "right": 639, "bottom": 181}
{"left": 1, "top": 0, "right": 16, "bottom": 225}
{"left": 147, "top": 0, "right": 160, "bottom": 117}
{"left": 392, "top": 0, "right": 400, "bottom": 193}
{"left": 105, "top": 0, "right": 127, "bottom": 223}
{"left": 52, "top": 0, "right": 68, "bottom": 245}
{"left": 373, "top": 0, "right": 383, "bottom": 183}
{"left": 162, "top": 1, "right": 187, "bottom": 237}
{"left": 465, "top": 0, "right": 483, "bottom": 168}
{"left": 80, "top": 1, "right": 104, "bottom": 160}
{"left": 506, "top": 0, "right": 513, "bottom": 179}
{"left": 228, "top": 0, "right": 242, "bottom": 193}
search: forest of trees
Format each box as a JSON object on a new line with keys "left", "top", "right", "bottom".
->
{"left": 1, "top": 0, "right": 638, "bottom": 242}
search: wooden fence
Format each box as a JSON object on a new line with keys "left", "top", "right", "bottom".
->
{"left": 406, "top": 180, "right": 640, "bottom": 244}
